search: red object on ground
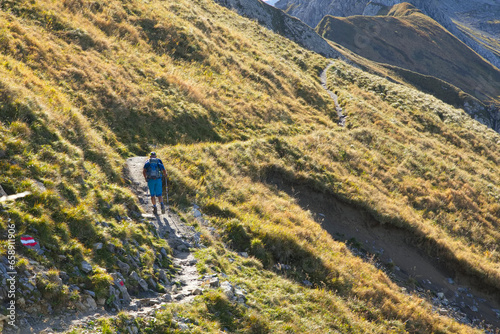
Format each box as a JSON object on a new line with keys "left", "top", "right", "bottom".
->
{"left": 21, "top": 236, "right": 38, "bottom": 246}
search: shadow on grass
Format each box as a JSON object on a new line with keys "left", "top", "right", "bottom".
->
{"left": 88, "top": 105, "right": 224, "bottom": 155}
{"left": 260, "top": 167, "right": 500, "bottom": 329}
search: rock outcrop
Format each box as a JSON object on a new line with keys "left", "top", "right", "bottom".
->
{"left": 276, "top": 0, "right": 369, "bottom": 26}
{"left": 213, "top": 0, "right": 341, "bottom": 59}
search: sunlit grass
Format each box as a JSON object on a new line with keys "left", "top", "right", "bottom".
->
{"left": 0, "top": 0, "right": 497, "bottom": 332}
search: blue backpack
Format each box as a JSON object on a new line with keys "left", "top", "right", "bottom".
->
{"left": 147, "top": 158, "right": 162, "bottom": 179}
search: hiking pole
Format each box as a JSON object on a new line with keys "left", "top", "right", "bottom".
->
{"left": 165, "top": 177, "right": 170, "bottom": 214}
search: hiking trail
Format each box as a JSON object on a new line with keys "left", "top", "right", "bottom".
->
{"left": 309, "top": 64, "right": 500, "bottom": 331}
{"left": 5, "top": 157, "right": 203, "bottom": 333}
{"left": 321, "top": 61, "right": 346, "bottom": 127}
{"left": 124, "top": 156, "right": 203, "bottom": 306}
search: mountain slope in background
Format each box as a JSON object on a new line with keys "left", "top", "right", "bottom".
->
{"left": 213, "top": 0, "right": 340, "bottom": 58}
{"left": 275, "top": 0, "right": 500, "bottom": 70}
{"left": 315, "top": 3, "right": 500, "bottom": 131}
{"left": 217, "top": 0, "right": 499, "bottom": 132}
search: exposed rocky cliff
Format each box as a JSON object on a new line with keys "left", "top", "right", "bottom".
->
{"left": 275, "top": 0, "right": 500, "bottom": 70}
{"left": 213, "top": 0, "right": 341, "bottom": 58}
{"left": 276, "top": 0, "right": 369, "bottom": 26}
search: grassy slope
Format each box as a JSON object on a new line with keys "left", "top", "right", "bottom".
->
{"left": 0, "top": 0, "right": 498, "bottom": 333}
{"left": 315, "top": 3, "right": 500, "bottom": 106}
{"left": 153, "top": 63, "right": 500, "bottom": 333}
{"left": 321, "top": 39, "right": 482, "bottom": 115}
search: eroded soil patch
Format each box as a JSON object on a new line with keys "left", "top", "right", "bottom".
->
{"left": 266, "top": 175, "right": 500, "bottom": 331}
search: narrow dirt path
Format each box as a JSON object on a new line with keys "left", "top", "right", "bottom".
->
{"left": 267, "top": 175, "right": 500, "bottom": 331}
{"left": 321, "top": 62, "right": 346, "bottom": 126}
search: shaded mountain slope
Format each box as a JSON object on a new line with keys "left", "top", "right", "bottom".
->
{"left": 316, "top": 3, "right": 500, "bottom": 131}
{"left": 275, "top": 0, "right": 500, "bottom": 69}
{"left": 444, "top": 0, "right": 500, "bottom": 70}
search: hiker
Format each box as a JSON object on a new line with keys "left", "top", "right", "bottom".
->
{"left": 143, "top": 151, "right": 168, "bottom": 215}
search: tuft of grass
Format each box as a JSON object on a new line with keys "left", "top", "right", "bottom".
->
{"left": 89, "top": 267, "right": 113, "bottom": 299}
{"left": 35, "top": 269, "right": 70, "bottom": 307}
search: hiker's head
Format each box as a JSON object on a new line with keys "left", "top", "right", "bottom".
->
{"left": 150, "top": 151, "right": 157, "bottom": 158}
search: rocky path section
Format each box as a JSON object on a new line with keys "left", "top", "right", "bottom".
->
{"left": 124, "top": 157, "right": 203, "bottom": 304}
{"left": 62, "top": 157, "right": 206, "bottom": 332}
{"left": 321, "top": 62, "right": 347, "bottom": 127}
{"left": 3, "top": 157, "right": 204, "bottom": 333}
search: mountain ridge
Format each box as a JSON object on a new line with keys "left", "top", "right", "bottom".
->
{"left": 315, "top": 3, "right": 500, "bottom": 132}
{"left": 275, "top": 0, "right": 500, "bottom": 70}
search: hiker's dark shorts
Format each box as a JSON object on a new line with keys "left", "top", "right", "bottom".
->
{"left": 147, "top": 178, "right": 162, "bottom": 197}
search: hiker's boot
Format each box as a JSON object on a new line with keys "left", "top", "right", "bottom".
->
{"left": 161, "top": 204, "right": 166, "bottom": 214}
{"left": 153, "top": 206, "right": 158, "bottom": 215}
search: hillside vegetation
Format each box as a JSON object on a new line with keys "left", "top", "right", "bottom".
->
{"left": 0, "top": 0, "right": 499, "bottom": 333}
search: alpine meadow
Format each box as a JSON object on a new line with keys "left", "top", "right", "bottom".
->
{"left": 0, "top": 0, "right": 499, "bottom": 333}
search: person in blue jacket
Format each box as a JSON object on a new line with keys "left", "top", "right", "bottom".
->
{"left": 143, "top": 151, "right": 167, "bottom": 214}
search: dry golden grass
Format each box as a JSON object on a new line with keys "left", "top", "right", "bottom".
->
{"left": 0, "top": 0, "right": 498, "bottom": 332}
{"left": 153, "top": 59, "right": 498, "bottom": 332}
{"left": 157, "top": 134, "right": 484, "bottom": 332}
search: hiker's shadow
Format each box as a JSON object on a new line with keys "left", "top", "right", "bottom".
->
{"left": 156, "top": 214, "right": 192, "bottom": 256}
{"left": 151, "top": 214, "right": 176, "bottom": 238}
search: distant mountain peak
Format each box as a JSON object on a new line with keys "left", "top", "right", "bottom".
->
{"left": 386, "top": 2, "right": 421, "bottom": 16}
{"left": 276, "top": 0, "right": 500, "bottom": 70}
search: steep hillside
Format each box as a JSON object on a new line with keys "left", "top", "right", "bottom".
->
{"left": 275, "top": 0, "right": 500, "bottom": 69}
{"left": 222, "top": 0, "right": 499, "bottom": 133}
{"left": 444, "top": 1, "right": 500, "bottom": 70}
{"left": 0, "top": 0, "right": 500, "bottom": 333}
{"left": 213, "top": 0, "right": 340, "bottom": 58}
{"left": 316, "top": 3, "right": 500, "bottom": 131}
